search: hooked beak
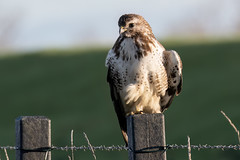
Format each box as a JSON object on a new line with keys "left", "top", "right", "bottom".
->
{"left": 119, "top": 26, "right": 127, "bottom": 34}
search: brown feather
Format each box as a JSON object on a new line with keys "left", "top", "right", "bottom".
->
{"left": 107, "top": 68, "right": 128, "bottom": 145}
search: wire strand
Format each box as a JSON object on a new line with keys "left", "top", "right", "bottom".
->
{"left": 1, "top": 144, "right": 240, "bottom": 151}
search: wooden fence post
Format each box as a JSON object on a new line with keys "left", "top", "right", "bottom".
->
{"left": 16, "top": 116, "right": 51, "bottom": 160}
{"left": 127, "top": 113, "right": 167, "bottom": 160}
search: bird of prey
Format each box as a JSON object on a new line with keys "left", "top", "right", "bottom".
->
{"left": 105, "top": 14, "right": 183, "bottom": 145}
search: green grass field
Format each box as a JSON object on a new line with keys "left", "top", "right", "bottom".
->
{"left": 0, "top": 40, "right": 240, "bottom": 159}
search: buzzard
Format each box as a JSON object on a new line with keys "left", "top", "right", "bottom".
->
{"left": 105, "top": 14, "right": 183, "bottom": 145}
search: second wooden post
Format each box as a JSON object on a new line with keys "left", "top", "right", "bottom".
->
{"left": 127, "top": 113, "right": 167, "bottom": 160}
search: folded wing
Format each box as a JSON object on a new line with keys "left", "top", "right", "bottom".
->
{"left": 161, "top": 50, "right": 183, "bottom": 112}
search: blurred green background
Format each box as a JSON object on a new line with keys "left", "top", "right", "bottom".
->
{"left": 1, "top": 0, "right": 240, "bottom": 159}
{"left": 0, "top": 39, "right": 240, "bottom": 159}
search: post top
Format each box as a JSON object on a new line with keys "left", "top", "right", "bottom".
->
{"left": 127, "top": 113, "right": 164, "bottom": 118}
{"left": 16, "top": 116, "right": 50, "bottom": 121}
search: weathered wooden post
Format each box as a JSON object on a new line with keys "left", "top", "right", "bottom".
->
{"left": 16, "top": 116, "right": 51, "bottom": 160}
{"left": 127, "top": 113, "right": 166, "bottom": 160}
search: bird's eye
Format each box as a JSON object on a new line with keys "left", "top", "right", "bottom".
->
{"left": 129, "top": 23, "right": 134, "bottom": 28}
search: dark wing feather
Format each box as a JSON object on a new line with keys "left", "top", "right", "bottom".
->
{"left": 161, "top": 92, "right": 175, "bottom": 112}
{"left": 107, "top": 68, "right": 128, "bottom": 145}
{"left": 176, "top": 74, "right": 183, "bottom": 95}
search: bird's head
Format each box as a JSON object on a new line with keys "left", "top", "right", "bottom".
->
{"left": 118, "top": 14, "right": 153, "bottom": 38}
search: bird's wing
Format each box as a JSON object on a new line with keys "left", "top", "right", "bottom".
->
{"left": 106, "top": 61, "right": 128, "bottom": 145}
{"left": 161, "top": 50, "right": 183, "bottom": 111}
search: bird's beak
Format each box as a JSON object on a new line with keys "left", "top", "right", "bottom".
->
{"left": 119, "top": 26, "right": 127, "bottom": 34}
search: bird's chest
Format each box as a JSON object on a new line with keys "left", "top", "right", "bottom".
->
{"left": 117, "top": 43, "right": 162, "bottom": 83}
{"left": 118, "top": 38, "right": 140, "bottom": 63}
{"left": 111, "top": 37, "right": 165, "bottom": 94}
{"left": 117, "top": 54, "right": 163, "bottom": 114}
{"left": 111, "top": 39, "right": 166, "bottom": 114}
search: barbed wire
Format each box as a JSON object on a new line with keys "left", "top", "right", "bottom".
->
{"left": 168, "top": 144, "right": 240, "bottom": 151}
{"left": 52, "top": 145, "right": 128, "bottom": 151}
{"left": 1, "top": 144, "right": 240, "bottom": 151}
{"left": 0, "top": 146, "right": 17, "bottom": 150}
